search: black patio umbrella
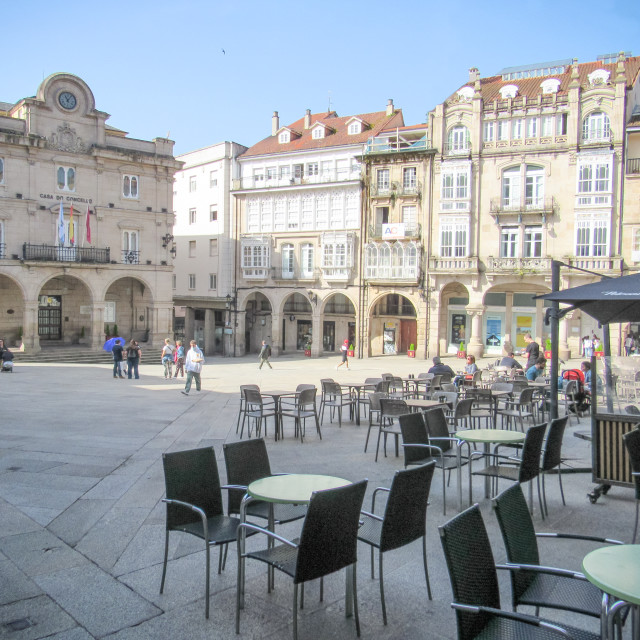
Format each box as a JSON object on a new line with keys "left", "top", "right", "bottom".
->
{"left": 539, "top": 272, "right": 640, "bottom": 325}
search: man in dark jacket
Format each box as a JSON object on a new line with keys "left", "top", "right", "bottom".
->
{"left": 112, "top": 339, "right": 124, "bottom": 378}
{"left": 499, "top": 352, "right": 523, "bottom": 369}
{"left": 427, "top": 356, "right": 455, "bottom": 377}
{"left": 258, "top": 340, "right": 273, "bottom": 369}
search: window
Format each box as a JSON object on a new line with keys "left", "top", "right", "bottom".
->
{"left": 188, "top": 274, "right": 196, "bottom": 289}
{"left": 189, "top": 240, "right": 196, "bottom": 257}
{"left": 209, "top": 171, "right": 218, "bottom": 187}
{"left": 57, "top": 166, "right": 76, "bottom": 192}
{"left": 403, "top": 167, "right": 417, "bottom": 189}
{"left": 576, "top": 216, "right": 609, "bottom": 257}
{"left": 556, "top": 113, "right": 568, "bottom": 135}
{"left": 266, "top": 167, "right": 277, "bottom": 181}
{"left": 440, "top": 218, "right": 468, "bottom": 257}
{"left": 282, "top": 243, "right": 294, "bottom": 278}
{"left": 582, "top": 111, "right": 611, "bottom": 142}
{"left": 278, "top": 131, "right": 290, "bottom": 143}
{"left": 0, "top": 157, "right": 4, "bottom": 184}
{"left": 497, "top": 120, "right": 509, "bottom": 141}
{"left": 172, "top": 274, "right": 176, "bottom": 290}
{"left": 483, "top": 121, "right": 495, "bottom": 142}
{"left": 365, "top": 241, "right": 418, "bottom": 279}
{"left": 447, "top": 126, "right": 470, "bottom": 153}
{"left": 500, "top": 227, "right": 519, "bottom": 257}
{"left": 402, "top": 205, "right": 417, "bottom": 232}
{"left": 188, "top": 208, "right": 196, "bottom": 224}
{"left": 377, "top": 168, "right": 390, "bottom": 191}
{"left": 633, "top": 229, "right": 640, "bottom": 261}
{"left": 525, "top": 165, "right": 544, "bottom": 207}
{"left": 241, "top": 237, "right": 270, "bottom": 277}
{"left": 301, "top": 243, "right": 314, "bottom": 278}
{"left": 209, "top": 238, "right": 218, "bottom": 256}
{"left": 321, "top": 233, "right": 353, "bottom": 278}
{"left": 306, "top": 162, "right": 319, "bottom": 176}
{"left": 502, "top": 165, "right": 544, "bottom": 209}
{"left": 523, "top": 226, "right": 543, "bottom": 257}
{"left": 526, "top": 117, "right": 539, "bottom": 139}
{"left": 348, "top": 122, "right": 361, "bottom": 135}
{"left": 122, "top": 174, "right": 138, "bottom": 198}
{"left": 253, "top": 170, "right": 264, "bottom": 184}
{"left": 280, "top": 165, "right": 291, "bottom": 180}
{"left": 577, "top": 157, "right": 612, "bottom": 202}
{"left": 542, "top": 115, "right": 554, "bottom": 137}
{"left": 189, "top": 176, "right": 197, "bottom": 192}
{"left": 209, "top": 205, "right": 217, "bottom": 221}
{"left": 312, "top": 127, "right": 324, "bottom": 139}
{"left": 122, "top": 230, "right": 139, "bottom": 264}
{"left": 512, "top": 118, "right": 524, "bottom": 140}
{"left": 441, "top": 164, "right": 470, "bottom": 210}
{"left": 209, "top": 274, "right": 217, "bottom": 289}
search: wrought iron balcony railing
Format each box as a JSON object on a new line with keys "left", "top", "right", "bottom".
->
{"left": 122, "top": 250, "right": 140, "bottom": 264}
{"left": 23, "top": 243, "right": 110, "bottom": 263}
{"left": 627, "top": 158, "right": 640, "bottom": 174}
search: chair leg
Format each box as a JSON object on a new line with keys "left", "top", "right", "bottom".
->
{"left": 370, "top": 545, "right": 375, "bottom": 579}
{"left": 293, "top": 583, "right": 299, "bottom": 640}
{"left": 375, "top": 427, "right": 384, "bottom": 462}
{"left": 379, "top": 551, "right": 387, "bottom": 625}
{"left": 205, "top": 540, "right": 210, "bottom": 619}
{"left": 422, "top": 534, "right": 432, "bottom": 600}
{"left": 160, "top": 529, "right": 170, "bottom": 594}
{"left": 542, "top": 471, "right": 549, "bottom": 517}
{"left": 634, "top": 501, "right": 639, "bottom": 544}
{"left": 315, "top": 411, "right": 322, "bottom": 439}
{"left": 536, "top": 475, "right": 545, "bottom": 521}
{"left": 557, "top": 463, "right": 566, "bottom": 506}
{"left": 352, "top": 564, "right": 361, "bottom": 637}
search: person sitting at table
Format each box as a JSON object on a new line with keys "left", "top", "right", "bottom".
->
{"left": 454, "top": 355, "right": 478, "bottom": 388}
{"left": 499, "top": 351, "right": 523, "bottom": 370}
{"left": 428, "top": 356, "right": 455, "bottom": 378}
{"left": 526, "top": 356, "right": 547, "bottom": 381}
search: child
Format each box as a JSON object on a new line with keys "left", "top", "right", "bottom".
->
{"left": 173, "top": 340, "right": 185, "bottom": 378}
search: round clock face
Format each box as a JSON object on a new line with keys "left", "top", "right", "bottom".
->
{"left": 58, "top": 91, "right": 77, "bottom": 110}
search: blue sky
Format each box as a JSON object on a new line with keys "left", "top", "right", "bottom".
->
{"left": 2, "top": 0, "right": 639, "bottom": 155}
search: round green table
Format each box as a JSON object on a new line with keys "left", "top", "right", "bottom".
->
{"left": 583, "top": 545, "right": 640, "bottom": 638}
{"left": 248, "top": 474, "right": 351, "bottom": 504}
{"left": 455, "top": 429, "right": 526, "bottom": 504}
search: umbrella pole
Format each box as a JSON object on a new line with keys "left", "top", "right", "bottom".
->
{"left": 550, "top": 261, "right": 560, "bottom": 420}
{"left": 602, "top": 325, "right": 615, "bottom": 414}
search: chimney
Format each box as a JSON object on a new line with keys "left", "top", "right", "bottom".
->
{"left": 468, "top": 67, "right": 480, "bottom": 83}
{"left": 271, "top": 111, "right": 279, "bottom": 136}
{"left": 304, "top": 109, "right": 311, "bottom": 129}
{"left": 386, "top": 99, "right": 394, "bottom": 116}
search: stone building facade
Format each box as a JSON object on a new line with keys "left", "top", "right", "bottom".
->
{"left": 0, "top": 73, "right": 181, "bottom": 352}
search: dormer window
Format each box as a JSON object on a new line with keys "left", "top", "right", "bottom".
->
{"left": 278, "top": 131, "right": 290, "bottom": 144}
{"left": 312, "top": 126, "right": 325, "bottom": 139}
{"left": 588, "top": 69, "right": 611, "bottom": 86}
{"left": 499, "top": 84, "right": 519, "bottom": 99}
{"left": 457, "top": 87, "right": 474, "bottom": 101}
{"left": 540, "top": 78, "right": 560, "bottom": 94}
{"left": 348, "top": 122, "right": 362, "bottom": 135}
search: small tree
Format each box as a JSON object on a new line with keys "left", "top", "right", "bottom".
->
{"left": 113, "top": 323, "right": 119, "bottom": 337}
{"left": 105, "top": 324, "right": 111, "bottom": 337}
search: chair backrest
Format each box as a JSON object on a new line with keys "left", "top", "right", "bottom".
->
{"left": 390, "top": 376, "right": 404, "bottom": 392}
{"left": 454, "top": 398, "right": 474, "bottom": 419}
{"left": 297, "top": 387, "right": 317, "bottom": 408}
{"left": 374, "top": 380, "right": 390, "bottom": 394}
{"left": 435, "top": 391, "right": 458, "bottom": 407}
{"left": 517, "top": 387, "right": 536, "bottom": 405}
{"left": 324, "top": 381, "right": 342, "bottom": 396}
{"left": 625, "top": 405, "right": 640, "bottom": 416}
{"left": 162, "top": 447, "right": 224, "bottom": 528}
{"left": 466, "top": 388, "right": 492, "bottom": 409}
{"left": 296, "top": 383, "right": 315, "bottom": 392}
{"left": 295, "top": 479, "right": 368, "bottom": 584}
{"left": 398, "top": 412, "right": 431, "bottom": 466}
{"left": 424, "top": 408, "right": 453, "bottom": 453}
{"left": 380, "top": 398, "right": 409, "bottom": 419}
{"left": 380, "top": 462, "right": 436, "bottom": 552}
{"left": 623, "top": 427, "right": 640, "bottom": 500}
{"left": 491, "top": 382, "right": 513, "bottom": 393}
{"left": 541, "top": 416, "right": 568, "bottom": 472}
{"left": 223, "top": 439, "right": 272, "bottom": 515}
{"left": 492, "top": 484, "right": 541, "bottom": 603}
{"left": 364, "top": 377, "right": 382, "bottom": 385}
{"left": 381, "top": 373, "right": 393, "bottom": 381}
{"left": 418, "top": 372, "right": 434, "bottom": 380}
{"left": 244, "top": 388, "right": 264, "bottom": 406}
{"left": 241, "top": 384, "right": 260, "bottom": 401}
{"left": 439, "top": 373, "right": 452, "bottom": 384}
{"left": 368, "top": 392, "right": 387, "bottom": 412}
{"left": 430, "top": 374, "right": 443, "bottom": 390}
{"left": 440, "top": 383, "right": 457, "bottom": 392}
{"left": 439, "top": 505, "right": 501, "bottom": 639}
{"left": 517, "top": 423, "right": 547, "bottom": 483}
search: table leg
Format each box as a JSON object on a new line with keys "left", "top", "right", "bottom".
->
{"left": 483, "top": 442, "right": 491, "bottom": 499}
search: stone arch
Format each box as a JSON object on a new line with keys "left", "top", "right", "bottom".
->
{"left": 320, "top": 291, "right": 357, "bottom": 353}
{"left": 104, "top": 276, "right": 155, "bottom": 343}
{"left": 281, "top": 292, "right": 313, "bottom": 352}
{"left": 368, "top": 291, "right": 418, "bottom": 356}
{"left": 0, "top": 273, "right": 27, "bottom": 347}
{"left": 242, "top": 291, "right": 274, "bottom": 354}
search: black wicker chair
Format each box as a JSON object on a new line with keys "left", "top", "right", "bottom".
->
{"left": 358, "top": 462, "right": 435, "bottom": 624}
{"left": 223, "top": 439, "right": 307, "bottom": 525}
{"left": 439, "top": 503, "right": 598, "bottom": 640}
{"left": 471, "top": 422, "right": 546, "bottom": 517}
{"left": 493, "top": 483, "right": 622, "bottom": 624}
{"left": 236, "top": 480, "right": 368, "bottom": 640}
{"left": 623, "top": 427, "right": 640, "bottom": 543}
{"left": 236, "top": 384, "right": 260, "bottom": 436}
{"left": 244, "top": 388, "right": 278, "bottom": 438}
{"left": 364, "top": 391, "right": 388, "bottom": 453}
{"left": 320, "top": 381, "right": 355, "bottom": 427}
{"left": 280, "top": 387, "right": 322, "bottom": 442}
{"left": 540, "top": 416, "right": 569, "bottom": 516}
{"left": 160, "top": 447, "right": 249, "bottom": 619}
{"left": 375, "top": 398, "right": 409, "bottom": 461}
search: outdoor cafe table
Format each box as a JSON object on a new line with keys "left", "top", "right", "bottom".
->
{"left": 343, "top": 381, "right": 380, "bottom": 425}
{"left": 455, "top": 428, "right": 526, "bottom": 510}
{"left": 405, "top": 398, "right": 449, "bottom": 412}
{"left": 261, "top": 390, "right": 305, "bottom": 441}
{"left": 582, "top": 545, "right": 640, "bottom": 639}
{"left": 238, "top": 474, "right": 354, "bottom": 614}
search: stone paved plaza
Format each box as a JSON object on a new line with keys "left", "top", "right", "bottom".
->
{"left": 0, "top": 354, "right": 637, "bottom": 639}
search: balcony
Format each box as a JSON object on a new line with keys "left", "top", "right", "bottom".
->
{"left": 122, "top": 250, "right": 140, "bottom": 265}
{"left": 581, "top": 131, "right": 613, "bottom": 146}
{"left": 443, "top": 143, "right": 472, "bottom": 157}
{"left": 485, "top": 256, "right": 552, "bottom": 278}
{"left": 399, "top": 181, "right": 421, "bottom": 197}
{"left": 564, "top": 256, "right": 623, "bottom": 272}
{"left": 429, "top": 256, "right": 479, "bottom": 273}
{"left": 440, "top": 199, "right": 471, "bottom": 213}
{"left": 364, "top": 136, "right": 431, "bottom": 155}
{"left": 321, "top": 266, "right": 353, "bottom": 282}
{"left": 23, "top": 243, "right": 110, "bottom": 263}
{"left": 489, "top": 196, "right": 557, "bottom": 220}
{"left": 369, "top": 223, "right": 421, "bottom": 239}
{"left": 233, "top": 168, "right": 361, "bottom": 191}
{"left": 627, "top": 158, "right": 640, "bottom": 174}
{"left": 271, "top": 267, "right": 320, "bottom": 282}
{"left": 370, "top": 182, "right": 398, "bottom": 197}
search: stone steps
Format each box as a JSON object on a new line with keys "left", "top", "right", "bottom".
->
{"left": 12, "top": 346, "right": 157, "bottom": 365}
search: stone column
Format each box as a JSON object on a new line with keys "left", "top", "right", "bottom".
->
{"left": 234, "top": 310, "right": 246, "bottom": 356}
{"left": 466, "top": 308, "right": 485, "bottom": 359}
{"left": 90, "top": 303, "right": 104, "bottom": 349}
{"left": 271, "top": 313, "right": 282, "bottom": 356}
{"left": 310, "top": 312, "right": 322, "bottom": 358}
{"left": 184, "top": 307, "right": 195, "bottom": 343}
{"left": 205, "top": 308, "right": 216, "bottom": 356}
{"left": 23, "top": 301, "right": 40, "bottom": 352}
{"left": 559, "top": 314, "right": 571, "bottom": 361}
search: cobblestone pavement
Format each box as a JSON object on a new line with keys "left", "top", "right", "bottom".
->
{"left": 0, "top": 353, "right": 634, "bottom": 639}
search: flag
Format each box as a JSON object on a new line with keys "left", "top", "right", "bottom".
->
{"left": 85, "top": 205, "right": 91, "bottom": 245}
{"left": 69, "top": 205, "right": 75, "bottom": 245}
{"left": 58, "top": 202, "right": 65, "bottom": 245}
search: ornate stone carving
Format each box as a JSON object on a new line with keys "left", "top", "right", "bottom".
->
{"left": 47, "top": 124, "right": 87, "bottom": 153}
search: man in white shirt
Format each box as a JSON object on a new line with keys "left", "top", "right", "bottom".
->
{"left": 181, "top": 340, "right": 204, "bottom": 396}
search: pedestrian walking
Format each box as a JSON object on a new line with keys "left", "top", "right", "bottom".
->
{"left": 625, "top": 333, "right": 634, "bottom": 356}
{"left": 112, "top": 339, "right": 125, "bottom": 378}
{"left": 181, "top": 340, "right": 204, "bottom": 395}
{"left": 522, "top": 333, "right": 540, "bottom": 370}
{"left": 336, "top": 339, "right": 350, "bottom": 370}
{"left": 126, "top": 339, "right": 141, "bottom": 379}
{"left": 258, "top": 340, "right": 272, "bottom": 369}
{"left": 161, "top": 338, "right": 174, "bottom": 378}
{"left": 173, "top": 340, "right": 185, "bottom": 377}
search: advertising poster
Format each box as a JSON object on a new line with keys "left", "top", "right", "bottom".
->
{"left": 451, "top": 314, "right": 466, "bottom": 345}
{"left": 485, "top": 317, "right": 502, "bottom": 347}
{"left": 516, "top": 315, "right": 533, "bottom": 348}
{"left": 383, "top": 324, "right": 397, "bottom": 354}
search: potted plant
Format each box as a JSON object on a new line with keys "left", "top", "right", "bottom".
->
{"left": 112, "top": 323, "right": 119, "bottom": 337}
{"left": 104, "top": 324, "right": 111, "bottom": 340}
{"left": 544, "top": 338, "right": 552, "bottom": 360}
{"left": 347, "top": 343, "right": 355, "bottom": 358}
{"left": 407, "top": 343, "right": 416, "bottom": 358}
{"left": 304, "top": 338, "right": 312, "bottom": 358}
{"left": 457, "top": 341, "right": 466, "bottom": 358}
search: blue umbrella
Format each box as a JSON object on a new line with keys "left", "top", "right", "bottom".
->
{"left": 103, "top": 337, "right": 126, "bottom": 351}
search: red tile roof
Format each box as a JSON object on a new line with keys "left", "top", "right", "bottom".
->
{"left": 448, "top": 56, "right": 640, "bottom": 105}
{"left": 241, "top": 109, "right": 405, "bottom": 157}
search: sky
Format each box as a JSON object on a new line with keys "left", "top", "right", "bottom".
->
{"left": 2, "top": 0, "right": 639, "bottom": 156}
